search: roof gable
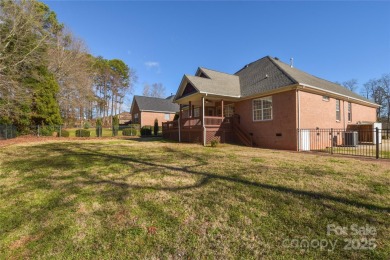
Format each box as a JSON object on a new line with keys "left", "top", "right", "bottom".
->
{"left": 131, "top": 95, "right": 179, "bottom": 113}
{"left": 235, "top": 56, "right": 296, "bottom": 97}
{"left": 174, "top": 67, "right": 241, "bottom": 101}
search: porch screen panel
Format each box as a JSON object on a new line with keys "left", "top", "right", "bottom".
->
{"left": 224, "top": 104, "right": 235, "bottom": 117}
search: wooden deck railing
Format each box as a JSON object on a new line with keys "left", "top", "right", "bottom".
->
{"left": 162, "top": 116, "right": 232, "bottom": 131}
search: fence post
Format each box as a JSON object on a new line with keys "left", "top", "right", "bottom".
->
{"left": 37, "top": 125, "right": 40, "bottom": 137}
{"left": 375, "top": 127, "right": 379, "bottom": 159}
{"left": 330, "top": 128, "right": 333, "bottom": 155}
{"left": 5, "top": 125, "right": 8, "bottom": 140}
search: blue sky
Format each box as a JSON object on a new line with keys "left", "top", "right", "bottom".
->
{"left": 44, "top": 1, "right": 390, "bottom": 110}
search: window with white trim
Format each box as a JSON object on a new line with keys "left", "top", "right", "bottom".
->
{"left": 336, "top": 100, "right": 341, "bottom": 121}
{"left": 348, "top": 102, "right": 352, "bottom": 122}
{"left": 322, "top": 96, "right": 330, "bottom": 101}
{"left": 164, "top": 113, "right": 170, "bottom": 120}
{"left": 253, "top": 96, "right": 272, "bottom": 121}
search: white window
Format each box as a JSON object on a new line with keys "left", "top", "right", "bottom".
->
{"left": 348, "top": 102, "right": 352, "bottom": 122}
{"left": 253, "top": 96, "right": 272, "bottom": 121}
{"left": 323, "top": 96, "right": 330, "bottom": 101}
{"left": 224, "top": 104, "right": 235, "bottom": 117}
{"left": 193, "top": 108, "right": 200, "bottom": 117}
{"left": 336, "top": 100, "right": 341, "bottom": 121}
{"left": 164, "top": 113, "right": 170, "bottom": 120}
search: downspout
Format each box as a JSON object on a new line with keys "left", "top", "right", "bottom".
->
{"left": 178, "top": 115, "right": 181, "bottom": 142}
{"left": 202, "top": 96, "right": 206, "bottom": 146}
{"left": 178, "top": 104, "right": 182, "bottom": 142}
{"left": 297, "top": 89, "right": 301, "bottom": 151}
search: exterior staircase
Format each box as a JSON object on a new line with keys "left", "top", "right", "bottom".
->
{"left": 232, "top": 115, "right": 256, "bottom": 147}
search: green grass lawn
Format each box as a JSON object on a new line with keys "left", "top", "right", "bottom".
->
{"left": 0, "top": 139, "right": 389, "bottom": 259}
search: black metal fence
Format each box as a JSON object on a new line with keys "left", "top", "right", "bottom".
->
{"left": 0, "top": 125, "right": 17, "bottom": 140}
{"left": 298, "top": 128, "right": 390, "bottom": 159}
{"left": 0, "top": 124, "right": 142, "bottom": 139}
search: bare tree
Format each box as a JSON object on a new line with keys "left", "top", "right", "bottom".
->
{"left": 379, "top": 74, "right": 390, "bottom": 122}
{"left": 150, "top": 83, "right": 165, "bottom": 98}
{"left": 142, "top": 82, "right": 165, "bottom": 98}
{"left": 47, "top": 27, "right": 94, "bottom": 125}
{"left": 142, "top": 83, "right": 151, "bottom": 96}
{"left": 342, "top": 79, "right": 358, "bottom": 92}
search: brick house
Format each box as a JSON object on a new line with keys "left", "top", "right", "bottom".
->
{"left": 130, "top": 95, "right": 179, "bottom": 127}
{"left": 117, "top": 112, "right": 132, "bottom": 125}
{"left": 162, "top": 56, "right": 379, "bottom": 150}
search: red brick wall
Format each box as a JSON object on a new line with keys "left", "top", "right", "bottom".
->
{"left": 131, "top": 102, "right": 141, "bottom": 124}
{"left": 235, "top": 90, "right": 298, "bottom": 150}
{"left": 299, "top": 91, "right": 377, "bottom": 129}
{"left": 140, "top": 111, "right": 175, "bottom": 127}
{"left": 131, "top": 100, "right": 176, "bottom": 126}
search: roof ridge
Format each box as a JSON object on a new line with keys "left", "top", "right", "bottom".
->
{"left": 234, "top": 56, "right": 272, "bottom": 74}
{"left": 270, "top": 58, "right": 365, "bottom": 97}
{"left": 135, "top": 95, "right": 172, "bottom": 100}
{"left": 268, "top": 57, "right": 298, "bottom": 84}
{"left": 199, "top": 67, "right": 238, "bottom": 77}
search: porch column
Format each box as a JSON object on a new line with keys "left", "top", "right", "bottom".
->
{"left": 201, "top": 96, "right": 206, "bottom": 146}
{"left": 221, "top": 99, "right": 224, "bottom": 118}
{"left": 179, "top": 104, "right": 182, "bottom": 142}
{"left": 189, "top": 101, "right": 192, "bottom": 118}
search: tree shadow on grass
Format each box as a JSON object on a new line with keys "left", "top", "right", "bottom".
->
{"left": 2, "top": 142, "right": 389, "bottom": 215}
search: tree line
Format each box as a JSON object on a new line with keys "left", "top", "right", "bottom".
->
{"left": 340, "top": 74, "right": 390, "bottom": 122}
{"left": 0, "top": 0, "right": 137, "bottom": 131}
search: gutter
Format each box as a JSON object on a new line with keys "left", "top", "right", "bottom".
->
{"left": 299, "top": 83, "right": 379, "bottom": 108}
{"left": 202, "top": 96, "right": 206, "bottom": 146}
{"left": 140, "top": 110, "right": 179, "bottom": 113}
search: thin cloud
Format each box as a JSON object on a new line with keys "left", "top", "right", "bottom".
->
{"left": 144, "top": 61, "right": 159, "bottom": 68}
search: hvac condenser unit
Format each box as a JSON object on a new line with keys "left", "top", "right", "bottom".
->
{"left": 343, "top": 131, "right": 358, "bottom": 147}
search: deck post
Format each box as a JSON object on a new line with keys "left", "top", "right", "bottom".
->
{"left": 189, "top": 101, "right": 192, "bottom": 118}
{"left": 202, "top": 96, "right": 206, "bottom": 146}
{"left": 375, "top": 127, "right": 379, "bottom": 159}
{"left": 179, "top": 104, "right": 182, "bottom": 142}
{"left": 221, "top": 99, "right": 224, "bottom": 118}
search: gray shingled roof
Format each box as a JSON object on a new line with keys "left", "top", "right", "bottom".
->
{"left": 186, "top": 69, "right": 240, "bottom": 97}
{"left": 176, "top": 56, "right": 376, "bottom": 106}
{"left": 235, "top": 56, "right": 296, "bottom": 97}
{"left": 269, "top": 57, "right": 374, "bottom": 103}
{"left": 133, "top": 95, "right": 179, "bottom": 113}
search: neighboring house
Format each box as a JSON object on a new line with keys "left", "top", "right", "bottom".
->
{"left": 130, "top": 95, "right": 179, "bottom": 126}
{"left": 162, "top": 56, "right": 379, "bottom": 150}
{"left": 117, "top": 112, "right": 132, "bottom": 125}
